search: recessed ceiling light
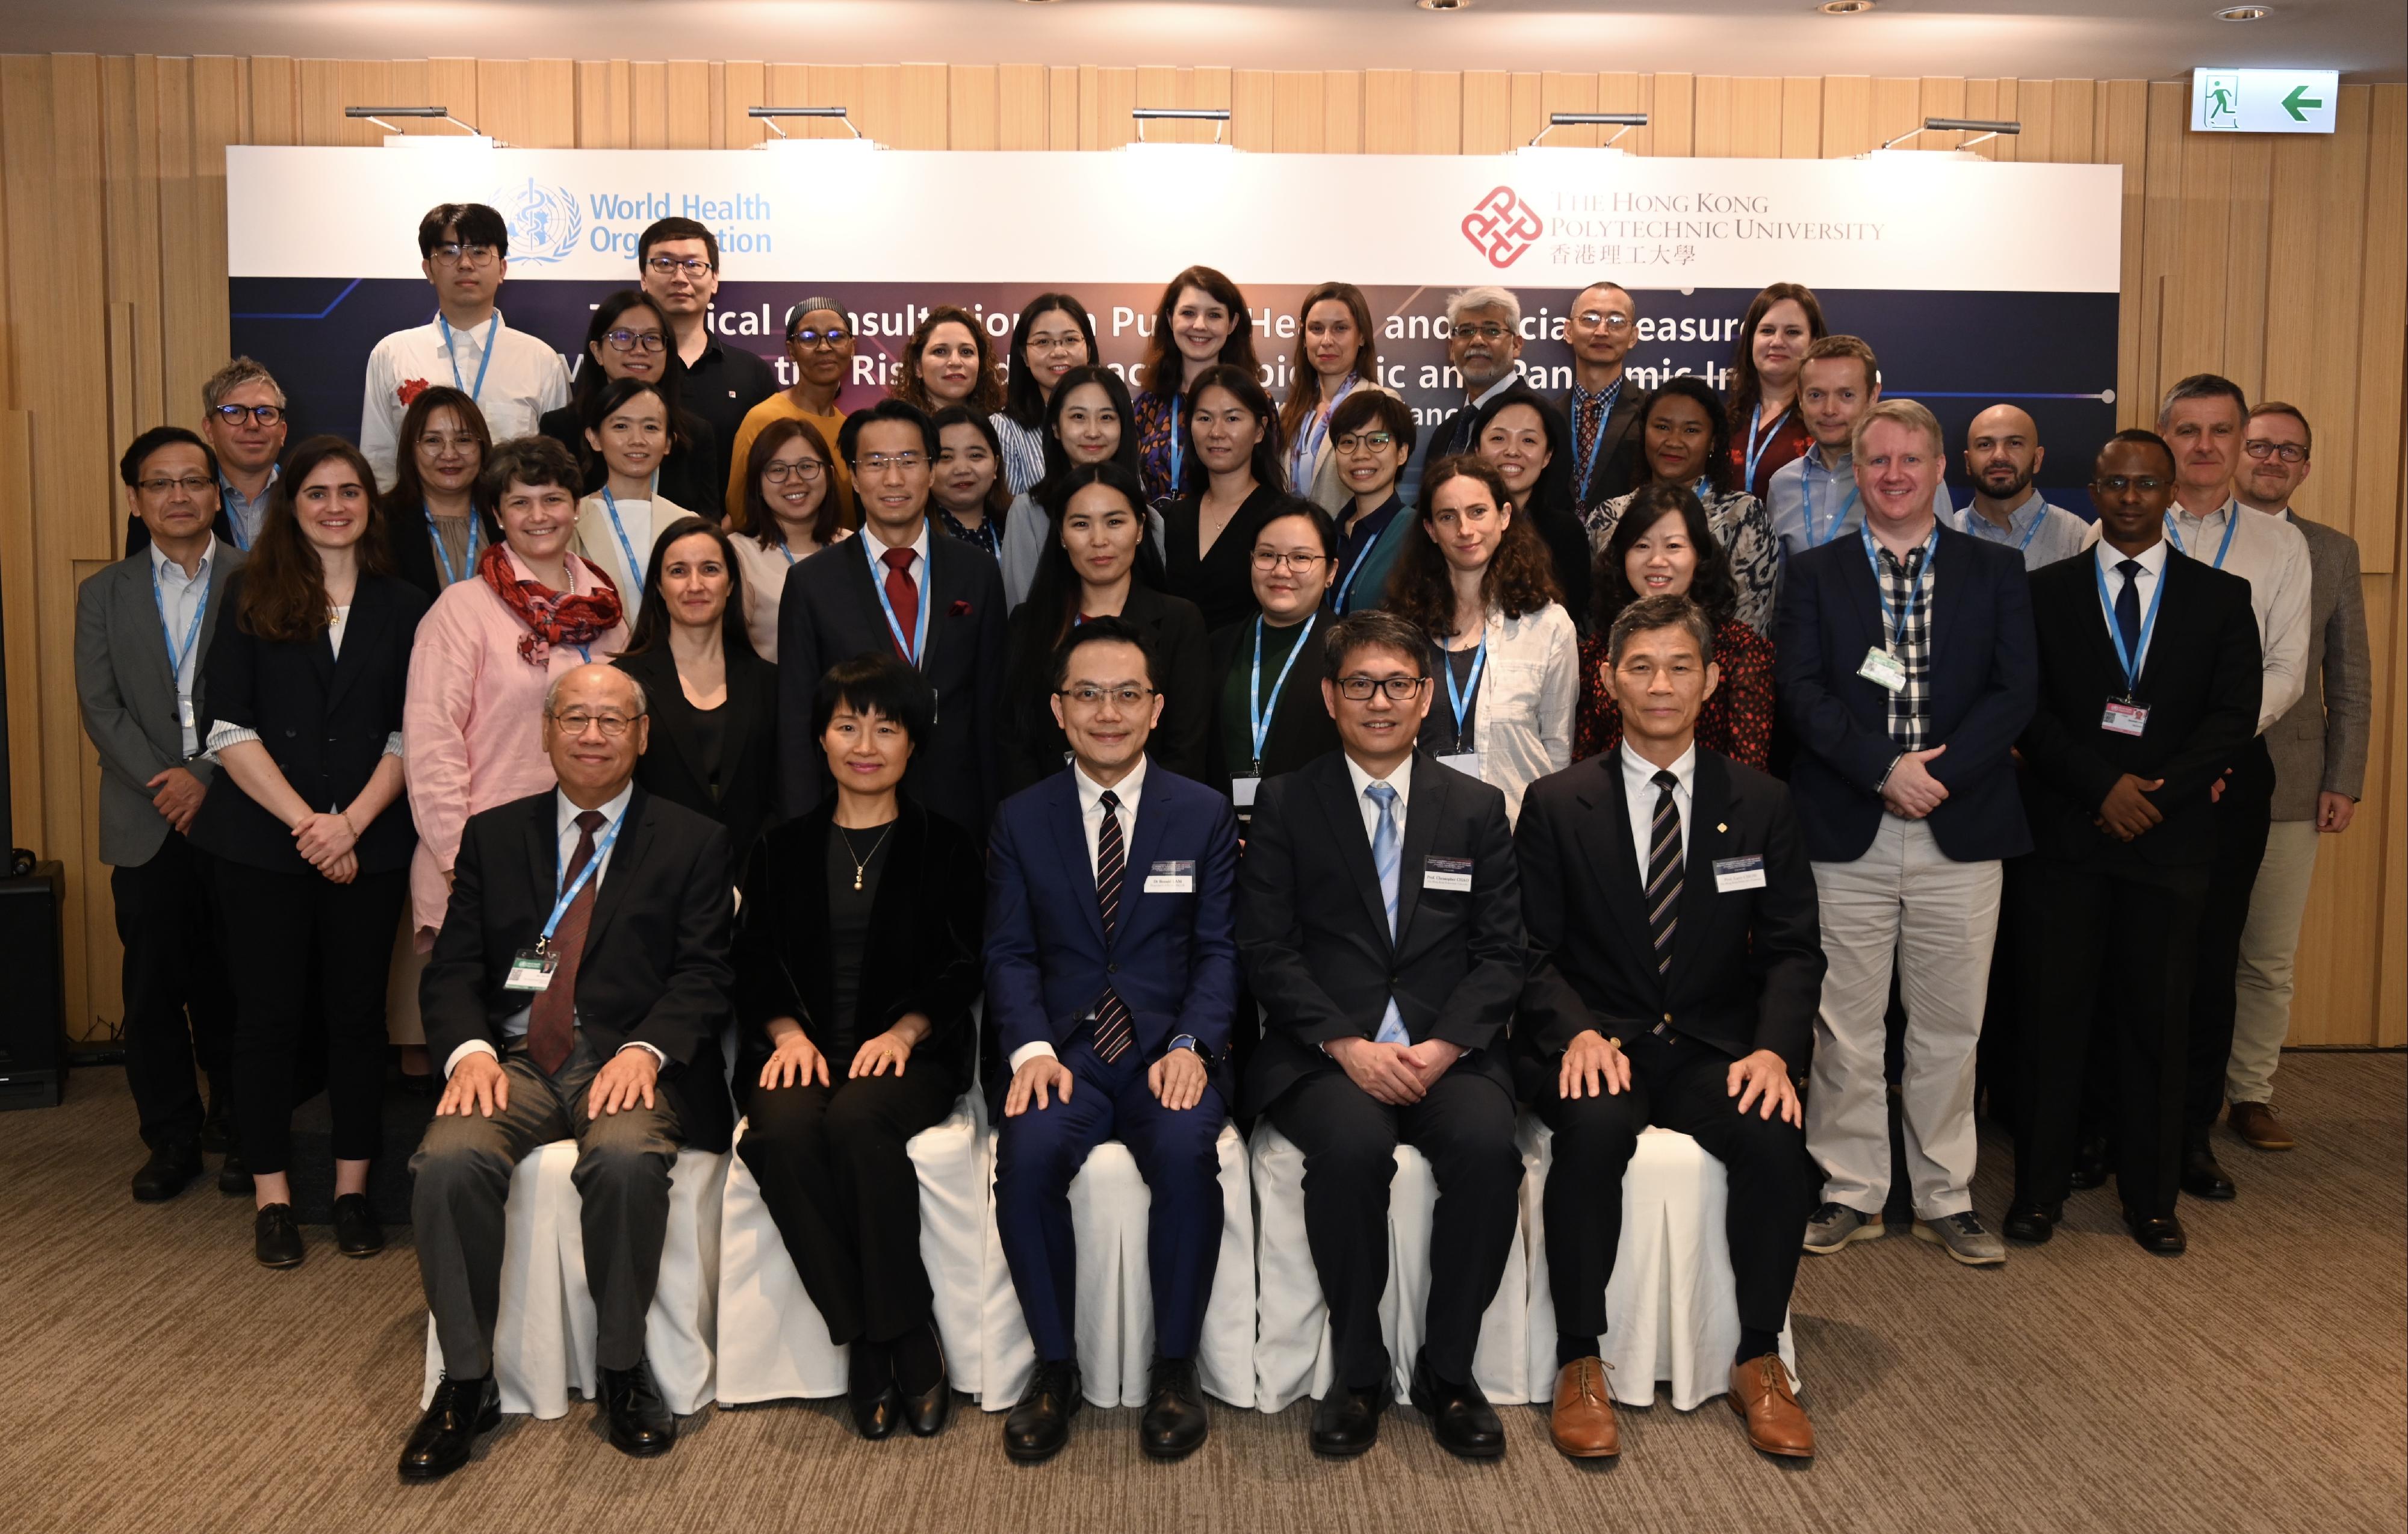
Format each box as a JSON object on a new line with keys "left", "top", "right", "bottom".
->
{"left": 2214, "top": 4, "right": 2270, "bottom": 17}
{"left": 1417, "top": 0, "right": 1474, "bottom": 11}
{"left": 1819, "top": 0, "right": 1876, "bottom": 13}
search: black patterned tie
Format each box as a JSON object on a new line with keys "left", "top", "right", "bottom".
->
{"left": 1645, "top": 770, "right": 1682, "bottom": 976}
{"left": 1090, "top": 789, "right": 1134, "bottom": 1063}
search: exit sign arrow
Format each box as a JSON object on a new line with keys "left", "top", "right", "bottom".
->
{"left": 2282, "top": 83, "right": 2324, "bottom": 122}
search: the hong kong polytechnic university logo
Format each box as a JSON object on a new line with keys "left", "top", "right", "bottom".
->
{"left": 488, "top": 176, "right": 582, "bottom": 266}
{"left": 1462, "top": 185, "right": 1542, "bottom": 269}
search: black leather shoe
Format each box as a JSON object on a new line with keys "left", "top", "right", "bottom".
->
{"left": 2068, "top": 1135, "right": 2110, "bottom": 1190}
{"left": 131, "top": 1141, "right": 202, "bottom": 1202}
{"left": 1309, "top": 1377, "right": 1390, "bottom": 1458}
{"left": 2002, "top": 1202, "right": 2061, "bottom": 1244}
{"left": 1140, "top": 1355, "right": 1208, "bottom": 1460}
{"left": 900, "top": 1328, "right": 952, "bottom": 1439}
{"left": 217, "top": 1144, "right": 254, "bottom": 1197}
{"left": 2180, "top": 1144, "right": 2236, "bottom": 1200}
{"left": 1409, "top": 1350, "right": 1504, "bottom": 1460}
{"left": 1002, "top": 1358, "right": 1081, "bottom": 1463}
{"left": 600, "top": 1359, "right": 676, "bottom": 1457}
{"left": 2126, "top": 1211, "right": 2187, "bottom": 1255}
{"left": 398, "top": 1373, "right": 500, "bottom": 1482}
{"left": 253, "top": 1202, "right": 304, "bottom": 1268}
{"left": 332, "top": 1193, "right": 385, "bottom": 1258}
{"left": 846, "top": 1338, "right": 901, "bottom": 1441}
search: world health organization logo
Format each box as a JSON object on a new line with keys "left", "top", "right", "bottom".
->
{"left": 487, "top": 177, "right": 582, "bottom": 266}
{"left": 1460, "top": 185, "right": 1542, "bottom": 269}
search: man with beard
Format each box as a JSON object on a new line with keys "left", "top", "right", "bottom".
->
{"left": 1953, "top": 404, "right": 2090, "bottom": 571}
{"left": 1419, "top": 287, "right": 1527, "bottom": 474}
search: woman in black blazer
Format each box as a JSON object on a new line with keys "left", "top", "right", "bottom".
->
{"left": 377, "top": 383, "right": 504, "bottom": 601}
{"left": 730, "top": 654, "right": 984, "bottom": 1442}
{"left": 609, "top": 516, "right": 778, "bottom": 881}
{"left": 536, "top": 290, "right": 724, "bottom": 516}
{"left": 998, "top": 461, "right": 1210, "bottom": 794}
{"left": 188, "top": 436, "right": 427, "bottom": 1270}
{"left": 1202, "top": 498, "right": 1342, "bottom": 806}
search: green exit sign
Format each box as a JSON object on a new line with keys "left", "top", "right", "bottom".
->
{"left": 2191, "top": 69, "right": 2339, "bottom": 134}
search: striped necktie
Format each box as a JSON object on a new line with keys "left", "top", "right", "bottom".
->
{"left": 1088, "top": 789, "right": 1134, "bottom": 1063}
{"left": 1645, "top": 770, "right": 1682, "bottom": 977}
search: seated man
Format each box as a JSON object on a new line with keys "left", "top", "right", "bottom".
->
{"left": 399, "top": 663, "right": 734, "bottom": 1482}
{"left": 1517, "top": 594, "right": 1826, "bottom": 1461}
{"left": 985, "top": 616, "right": 1240, "bottom": 1464}
{"left": 1238, "top": 610, "right": 1527, "bottom": 1460}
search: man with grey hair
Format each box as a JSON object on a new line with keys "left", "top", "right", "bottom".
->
{"left": 1420, "top": 285, "right": 1526, "bottom": 472}
{"left": 125, "top": 358, "right": 286, "bottom": 557}
{"left": 1554, "top": 281, "right": 1645, "bottom": 510}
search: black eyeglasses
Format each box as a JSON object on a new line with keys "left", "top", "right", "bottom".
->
{"left": 210, "top": 403, "right": 285, "bottom": 426}
{"left": 788, "top": 327, "right": 851, "bottom": 349}
{"left": 1055, "top": 684, "right": 1155, "bottom": 708}
{"left": 603, "top": 329, "right": 668, "bottom": 354}
{"left": 1450, "top": 323, "right": 1513, "bottom": 342}
{"left": 645, "top": 255, "right": 713, "bottom": 278}
{"left": 1335, "top": 675, "right": 1429, "bottom": 701}
{"left": 2242, "top": 439, "right": 2308, "bottom": 464}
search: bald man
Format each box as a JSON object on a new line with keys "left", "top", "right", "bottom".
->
{"left": 1952, "top": 405, "right": 2090, "bottom": 571}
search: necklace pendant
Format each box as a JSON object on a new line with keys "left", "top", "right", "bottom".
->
{"left": 853, "top": 869, "right": 864, "bottom": 892}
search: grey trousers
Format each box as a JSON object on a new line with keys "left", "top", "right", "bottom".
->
{"left": 411, "top": 1038, "right": 684, "bottom": 1377}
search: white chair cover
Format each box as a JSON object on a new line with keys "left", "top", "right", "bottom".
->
{"left": 419, "top": 1142, "right": 728, "bottom": 1419}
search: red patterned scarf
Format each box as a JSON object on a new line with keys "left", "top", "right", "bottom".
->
{"left": 477, "top": 542, "right": 624, "bottom": 667}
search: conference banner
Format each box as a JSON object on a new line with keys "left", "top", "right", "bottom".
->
{"left": 227, "top": 143, "right": 2121, "bottom": 507}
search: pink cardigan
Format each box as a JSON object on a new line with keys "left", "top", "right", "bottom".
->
{"left": 402, "top": 548, "right": 628, "bottom": 939}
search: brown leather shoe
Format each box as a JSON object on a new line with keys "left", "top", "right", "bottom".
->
{"left": 1549, "top": 1357, "right": 1619, "bottom": 1458}
{"left": 1727, "top": 1355, "right": 1814, "bottom": 1459}
{"left": 2228, "top": 1101, "right": 2294, "bottom": 1150}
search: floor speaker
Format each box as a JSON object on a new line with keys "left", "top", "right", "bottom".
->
{"left": 0, "top": 860, "right": 67, "bottom": 1109}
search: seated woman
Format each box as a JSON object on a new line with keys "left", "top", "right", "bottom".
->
{"left": 538, "top": 290, "right": 722, "bottom": 514}
{"left": 731, "top": 653, "right": 984, "bottom": 1442}
{"left": 1572, "top": 480, "right": 1777, "bottom": 770}
{"left": 574, "top": 377, "right": 695, "bottom": 603}
{"left": 724, "top": 417, "right": 851, "bottom": 662}
{"left": 1158, "top": 363, "right": 1289, "bottom": 632}
{"left": 996, "top": 364, "right": 1142, "bottom": 609}
{"left": 1323, "top": 388, "right": 1419, "bottom": 616}
{"left": 1203, "top": 499, "right": 1341, "bottom": 806}
{"left": 1583, "top": 377, "right": 1781, "bottom": 637}
{"left": 998, "top": 461, "right": 1209, "bottom": 795}
{"left": 611, "top": 517, "right": 779, "bottom": 882}
{"left": 928, "top": 405, "right": 1010, "bottom": 561}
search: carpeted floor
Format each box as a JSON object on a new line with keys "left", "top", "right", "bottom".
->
{"left": 1, "top": 1054, "right": 2400, "bottom": 1534}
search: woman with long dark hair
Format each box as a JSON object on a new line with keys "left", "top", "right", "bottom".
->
{"left": 994, "top": 294, "right": 1097, "bottom": 495}
{"left": 725, "top": 416, "right": 852, "bottom": 662}
{"left": 1277, "top": 281, "right": 1398, "bottom": 514}
{"left": 1132, "top": 266, "right": 1261, "bottom": 506}
{"left": 379, "top": 385, "right": 502, "bottom": 600}
{"left": 1158, "top": 362, "right": 1288, "bottom": 632}
{"left": 537, "top": 290, "right": 722, "bottom": 514}
{"left": 996, "top": 364, "right": 1142, "bottom": 609}
{"left": 573, "top": 377, "right": 695, "bottom": 605}
{"left": 1585, "top": 377, "right": 1781, "bottom": 636}
{"left": 1722, "top": 281, "right": 1826, "bottom": 502}
{"left": 891, "top": 304, "right": 1006, "bottom": 418}
{"left": 1469, "top": 383, "right": 1592, "bottom": 633}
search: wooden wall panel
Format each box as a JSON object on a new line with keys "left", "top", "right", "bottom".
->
{"left": 1046, "top": 66, "right": 1079, "bottom": 152}
{"left": 477, "top": 59, "right": 574, "bottom": 147}
{"left": 999, "top": 63, "right": 1050, "bottom": 150}
{"left": 1821, "top": 75, "right": 1870, "bottom": 158}
{"left": 1651, "top": 72, "right": 1693, "bottom": 157}
{"left": 2263, "top": 85, "right": 2371, "bottom": 551}
{"left": 1322, "top": 70, "right": 1361, "bottom": 154}
{"left": 664, "top": 60, "right": 710, "bottom": 148}
{"left": 1271, "top": 70, "right": 1324, "bottom": 154}
{"left": 1780, "top": 76, "right": 1821, "bottom": 158}
{"left": 1364, "top": 69, "right": 1412, "bottom": 154}
{"left": 946, "top": 63, "right": 997, "bottom": 151}
{"left": 1412, "top": 69, "right": 1460, "bottom": 156}
{"left": 1460, "top": 70, "right": 1510, "bottom": 155}
{"left": 2350, "top": 83, "right": 2405, "bottom": 575}
{"left": 1600, "top": 72, "right": 1647, "bottom": 157}
{"left": 1870, "top": 76, "right": 1920, "bottom": 151}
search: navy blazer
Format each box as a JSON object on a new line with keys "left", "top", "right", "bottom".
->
{"left": 1774, "top": 523, "right": 2038, "bottom": 863}
{"left": 982, "top": 760, "right": 1241, "bottom": 1099}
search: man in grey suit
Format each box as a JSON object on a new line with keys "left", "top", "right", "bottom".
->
{"left": 2222, "top": 402, "right": 2371, "bottom": 1152}
{"left": 75, "top": 426, "right": 246, "bottom": 1201}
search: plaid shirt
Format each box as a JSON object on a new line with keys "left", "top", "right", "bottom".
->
{"left": 1875, "top": 539, "right": 1936, "bottom": 750}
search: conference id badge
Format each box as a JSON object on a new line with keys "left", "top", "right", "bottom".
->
{"left": 504, "top": 949, "right": 557, "bottom": 993}
{"left": 1713, "top": 854, "right": 1768, "bottom": 893}
{"left": 1857, "top": 647, "right": 1908, "bottom": 692}
{"left": 2101, "top": 699, "right": 2150, "bottom": 737}
{"left": 1144, "top": 860, "right": 1196, "bottom": 895}
{"left": 1436, "top": 751, "right": 1483, "bottom": 778}
{"left": 1230, "top": 775, "right": 1261, "bottom": 808}
{"left": 1423, "top": 857, "right": 1474, "bottom": 893}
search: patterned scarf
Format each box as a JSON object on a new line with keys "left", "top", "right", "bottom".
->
{"left": 477, "top": 542, "right": 624, "bottom": 667}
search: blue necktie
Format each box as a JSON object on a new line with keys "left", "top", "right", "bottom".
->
{"left": 1367, "top": 783, "right": 1407, "bottom": 1045}
{"left": 2115, "top": 559, "right": 2144, "bottom": 671}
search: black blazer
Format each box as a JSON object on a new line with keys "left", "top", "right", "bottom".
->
{"left": 1775, "top": 524, "right": 2038, "bottom": 864}
{"left": 1202, "top": 609, "right": 1341, "bottom": 798}
{"left": 777, "top": 528, "right": 1008, "bottom": 836}
{"left": 2019, "top": 548, "right": 2261, "bottom": 868}
{"left": 1553, "top": 384, "right": 1645, "bottom": 509}
{"left": 1515, "top": 748, "right": 1825, "bottom": 1081}
{"left": 538, "top": 403, "right": 725, "bottom": 523}
{"left": 1160, "top": 483, "right": 1286, "bottom": 633}
{"left": 1238, "top": 751, "right": 1525, "bottom": 1116}
{"left": 188, "top": 570, "right": 428, "bottom": 875}
{"left": 729, "top": 799, "right": 984, "bottom": 1104}
{"left": 421, "top": 787, "right": 736, "bottom": 1152}
{"left": 612, "top": 641, "right": 782, "bottom": 881}
{"left": 1417, "top": 403, "right": 1483, "bottom": 484}
{"left": 998, "top": 582, "right": 1211, "bottom": 796}
{"left": 383, "top": 501, "right": 504, "bottom": 603}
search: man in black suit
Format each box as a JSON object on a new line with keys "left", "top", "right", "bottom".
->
{"left": 2007, "top": 432, "right": 2261, "bottom": 1255}
{"left": 778, "top": 398, "right": 1007, "bottom": 834}
{"left": 1519, "top": 593, "right": 1825, "bottom": 1462}
{"left": 1555, "top": 281, "right": 1645, "bottom": 512}
{"left": 399, "top": 663, "right": 734, "bottom": 1482}
{"left": 1239, "top": 610, "right": 1527, "bottom": 1461}
{"left": 1415, "top": 286, "right": 1527, "bottom": 487}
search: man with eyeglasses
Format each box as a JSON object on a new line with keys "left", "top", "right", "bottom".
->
{"left": 638, "top": 217, "right": 778, "bottom": 494}
{"left": 2006, "top": 431, "right": 2261, "bottom": 1255}
{"left": 985, "top": 615, "right": 1240, "bottom": 1464}
{"left": 2219, "top": 402, "right": 2369, "bottom": 1156}
{"left": 1238, "top": 610, "right": 1526, "bottom": 1461}
{"left": 1554, "top": 282, "right": 1646, "bottom": 512}
{"left": 1418, "top": 287, "right": 1527, "bottom": 478}
{"left": 123, "top": 359, "right": 276, "bottom": 557}
{"left": 725, "top": 296, "right": 857, "bottom": 523}
{"left": 400, "top": 662, "right": 735, "bottom": 1480}
{"left": 361, "top": 202, "right": 571, "bottom": 488}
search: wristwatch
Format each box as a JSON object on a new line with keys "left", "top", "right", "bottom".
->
{"left": 1166, "top": 1034, "right": 1209, "bottom": 1063}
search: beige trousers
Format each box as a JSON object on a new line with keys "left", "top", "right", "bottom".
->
{"left": 2227, "top": 819, "right": 2322, "bottom": 1107}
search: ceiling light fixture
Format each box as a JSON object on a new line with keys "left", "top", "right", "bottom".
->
{"left": 749, "top": 105, "right": 863, "bottom": 140}
{"left": 1819, "top": 1, "right": 1875, "bottom": 13}
{"left": 1132, "top": 107, "right": 1231, "bottom": 143}
{"left": 344, "top": 105, "right": 481, "bottom": 136}
{"left": 1417, "top": 0, "right": 1474, "bottom": 12}
{"left": 1530, "top": 111, "right": 1648, "bottom": 148}
{"left": 1881, "top": 115, "right": 2022, "bottom": 150}
{"left": 2214, "top": 5, "right": 2271, "bottom": 19}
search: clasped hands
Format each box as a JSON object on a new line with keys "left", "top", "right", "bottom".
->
{"left": 1326, "top": 1034, "right": 1462, "bottom": 1106}
{"left": 291, "top": 808, "right": 361, "bottom": 883}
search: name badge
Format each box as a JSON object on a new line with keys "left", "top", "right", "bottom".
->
{"left": 1712, "top": 854, "right": 1767, "bottom": 893}
{"left": 1422, "top": 856, "right": 1474, "bottom": 893}
{"left": 1230, "top": 775, "right": 1261, "bottom": 808}
{"left": 1436, "top": 750, "right": 1483, "bottom": 778}
{"left": 2100, "top": 699, "right": 2149, "bottom": 737}
{"left": 1857, "top": 647, "right": 1908, "bottom": 692}
{"left": 1143, "top": 859, "right": 1196, "bottom": 894}
{"left": 504, "top": 949, "right": 557, "bottom": 992}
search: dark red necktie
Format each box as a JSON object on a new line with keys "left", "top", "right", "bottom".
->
{"left": 528, "top": 810, "right": 604, "bottom": 1073}
{"left": 881, "top": 547, "right": 919, "bottom": 662}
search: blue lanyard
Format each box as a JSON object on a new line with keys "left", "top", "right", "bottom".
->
{"left": 1291, "top": 374, "right": 1358, "bottom": 486}
{"left": 2092, "top": 553, "right": 2168, "bottom": 697}
{"left": 1165, "top": 391, "right": 1185, "bottom": 495}
{"left": 423, "top": 503, "right": 482, "bottom": 587}
{"left": 438, "top": 314, "right": 498, "bottom": 405}
{"left": 2163, "top": 508, "right": 2238, "bottom": 570}
{"left": 2011, "top": 505, "right": 2046, "bottom": 553}
{"left": 1571, "top": 378, "right": 1622, "bottom": 497}
{"left": 597, "top": 481, "right": 653, "bottom": 599}
{"left": 1442, "top": 626, "right": 1489, "bottom": 748}
{"left": 539, "top": 810, "right": 626, "bottom": 949}
{"left": 1802, "top": 466, "right": 1857, "bottom": 549}
{"left": 776, "top": 540, "right": 798, "bottom": 566}
{"left": 1861, "top": 524, "right": 1938, "bottom": 647}
{"left": 1742, "top": 402, "right": 1790, "bottom": 492}
{"left": 150, "top": 559, "right": 209, "bottom": 685}
{"left": 864, "top": 532, "right": 930, "bottom": 666}
{"left": 1333, "top": 503, "right": 1392, "bottom": 612}
{"left": 1247, "top": 612, "right": 1317, "bottom": 768}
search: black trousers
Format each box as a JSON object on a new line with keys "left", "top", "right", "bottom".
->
{"left": 1539, "top": 1029, "right": 1814, "bottom": 1343}
{"left": 737, "top": 1063, "right": 958, "bottom": 1346}
{"left": 2011, "top": 856, "right": 2207, "bottom": 1220}
{"left": 2185, "top": 737, "right": 2274, "bottom": 1137}
{"left": 216, "top": 860, "right": 407, "bottom": 1178}
{"left": 110, "top": 833, "right": 236, "bottom": 1149}
{"left": 1268, "top": 1063, "right": 1522, "bottom": 1390}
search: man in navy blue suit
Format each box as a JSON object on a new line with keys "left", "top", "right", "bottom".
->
{"left": 984, "top": 615, "right": 1240, "bottom": 1465}
{"left": 1775, "top": 399, "right": 2037, "bottom": 1270}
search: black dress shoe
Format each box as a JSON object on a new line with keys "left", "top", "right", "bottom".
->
{"left": 600, "top": 1359, "right": 676, "bottom": 1457}
{"left": 253, "top": 1202, "right": 305, "bottom": 1268}
{"left": 1408, "top": 1351, "right": 1504, "bottom": 1461}
{"left": 217, "top": 1144, "right": 254, "bottom": 1197}
{"left": 2126, "top": 1211, "right": 2187, "bottom": 1255}
{"left": 399, "top": 1373, "right": 500, "bottom": 1482}
{"left": 899, "top": 1327, "right": 952, "bottom": 1439}
{"left": 1309, "top": 1377, "right": 1390, "bottom": 1458}
{"left": 847, "top": 1338, "right": 901, "bottom": 1441}
{"left": 332, "top": 1193, "right": 385, "bottom": 1258}
{"left": 131, "top": 1141, "right": 202, "bottom": 1202}
{"left": 1140, "top": 1355, "right": 1208, "bottom": 1460}
{"left": 2002, "top": 1202, "right": 2061, "bottom": 1244}
{"left": 2068, "top": 1135, "right": 2110, "bottom": 1190}
{"left": 2180, "top": 1144, "right": 2236, "bottom": 1200}
{"left": 1002, "top": 1358, "right": 1081, "bottom": 1463}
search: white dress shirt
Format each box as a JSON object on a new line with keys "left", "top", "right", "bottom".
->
{"left": 860, "top": 518, "right": 932, "bottom": 647}
{"left": 1952, "top": 489, "right": 2093, "bottom": 571}
{"left": 2092, "top": 536, "right": 2170, "bottom": 681}
{"left": 1009, "top": 756, "right": 1149, "bottom": 1073}
{"left": 2087, "top": 497, "right": 2309, "bottom": 733}
{"left": 360, "top": 311, "right": 570, "bottom": 488}
{"left": 1343, "top": 750, "right": 1413, "bottom": 849}
{"left": 149, "top": 539, "right": 214, "bottom": 757}
{"left": 1766, "top": 449, "right": 1952, "bottom": 559}
{"left": 1621, "top": 742, "right": 1696, "bottom": 877}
